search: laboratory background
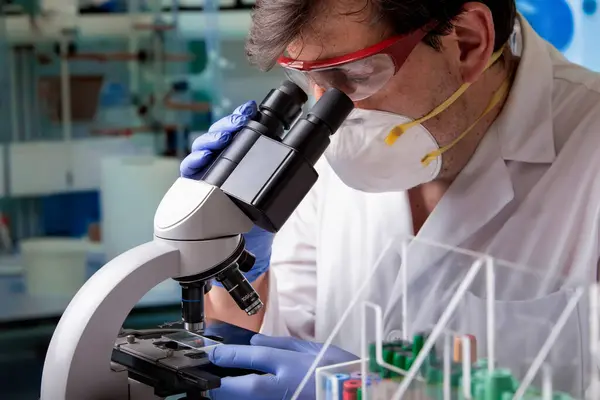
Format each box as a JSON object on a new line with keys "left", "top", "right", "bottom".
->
{"left": 0, "top": 0, "right": 597, "bottom": 399}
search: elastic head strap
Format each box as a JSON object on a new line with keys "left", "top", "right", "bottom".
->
{"left": 421, "top": 73, "right": 512, "bottom": 166}
{"left": 385, "top": 46, "right": 506, "bottom": 146}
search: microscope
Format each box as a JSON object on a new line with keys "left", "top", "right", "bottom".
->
{"left": 39, "top": 81, "right": 354, "bottom": 400}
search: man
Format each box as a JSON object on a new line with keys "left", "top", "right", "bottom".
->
{"left": 181, "top": 0, "right": 600, "bottom": 398}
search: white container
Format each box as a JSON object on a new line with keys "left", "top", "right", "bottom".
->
{"left": 21, "top": 238, "right": 101, "bottom": 297}
{"left": 100, "top": 156, "right": 180, "bottom": 261}
{"left": 0, "top": 255, "right": 24, "bottom": 295}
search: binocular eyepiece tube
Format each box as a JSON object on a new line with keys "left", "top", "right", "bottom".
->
{"left": 202, "top": 81, "right": 354, "bottom": 188}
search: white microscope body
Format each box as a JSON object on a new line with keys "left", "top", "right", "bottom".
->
{"left": 38, "top": 81, "right": 354, "bottom": 400}
{"left": 40, "top": 178, "right": 253, "bottom": 400}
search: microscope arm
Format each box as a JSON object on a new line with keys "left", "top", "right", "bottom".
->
{"left": 40, "top": 81, "right": 353, "bottom": 399}
{"left": 40, "top": 241, "right": 180, "bottom": 400}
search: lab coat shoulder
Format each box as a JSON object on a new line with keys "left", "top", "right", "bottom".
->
{"left": 549, "top": 53, "right": 600, "bottom": 270}
{"left": 550, "top": 51, "right": 600, "bottom": 157}
{"left": 550, "top": 60, "right": 600, "bottom": 205}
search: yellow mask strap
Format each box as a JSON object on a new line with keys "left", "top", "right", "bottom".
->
{"left": 420, "top": 72, "right": 512, "bottom": 166}
{"left": 385, "top": 46, "right": 506, "bottom": 146}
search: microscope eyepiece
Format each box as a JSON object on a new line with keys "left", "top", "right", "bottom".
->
{"left": 258, "top": 81, "right": 308, "bottom": 131}
{"left": 202, "top": 80, "right": 354, "bottom": 232}
{"left": 281, "top": 87, "right": 354, "bottom": 165}
{"left": 306, "top": 87, "right": 354, "bottom": 133}
{"left": 202, "top": 81, "right": 309, "bottom": 187}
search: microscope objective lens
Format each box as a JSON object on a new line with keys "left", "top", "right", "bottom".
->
{"left": 215, "top": 265, "right": 264, "bottom": 316}
{"left": 181, "top": 282, "right": 206, "bottom": 332}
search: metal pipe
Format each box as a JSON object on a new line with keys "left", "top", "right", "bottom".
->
{"left": 128, "top": 0, "right": 141, "bottom": 98}
{"left": 59, "top": 35, "right": 73, "bottom": 187}
{"left": 9, "top": 48, "right": 19, "bottom": 142}
{"left": 33, "top": 48, "right": 42, "bottom": 139}
{"left": 59, "top": 38, "right": 72, "bottom": 142}
{"left": 20, "top": 48, "right": 31, "bottom": 140}
{"left": 61, "top": 52, "right": 193, "bottom": 63}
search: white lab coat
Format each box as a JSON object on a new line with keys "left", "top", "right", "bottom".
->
{"left": 261, "top": 16, "right": 600, "bottom": 396}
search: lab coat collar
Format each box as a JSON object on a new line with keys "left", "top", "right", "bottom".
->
{"left": 495, "top": 15, "right": 556, "bottom": 164}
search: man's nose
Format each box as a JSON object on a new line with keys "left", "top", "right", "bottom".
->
{"left": 312, "top": 85, "right": 325, "bottom": 100}
{"left": 312, "top": 85, "right": 358, "bottom": 107}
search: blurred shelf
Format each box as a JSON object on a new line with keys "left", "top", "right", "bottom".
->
{"left": 0, "top": 283, "right": 181, "bottom": 326}
{"left": 2, "top": 10, "right": 252, "bottom": 44}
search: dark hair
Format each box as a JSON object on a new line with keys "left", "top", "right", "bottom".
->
{"left": 246, "top": 0, "right": 517, "bottom": 71}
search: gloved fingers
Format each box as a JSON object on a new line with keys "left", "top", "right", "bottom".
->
{"left": 244, "top": 238, "right": 274, "bottom": 260}
{"left": 209, "top": 374, "right": 279, "bottom": 400}
{"left": 207, "top": 100, "right": 257, "bottom": 135}
{"left": 190, "top": 130, "right": 233, "bottom": 152}
{"left": 250, "top": 334, "right": 358, "bottom": 364}
{"left": 250, "top": 334, "right": 309, "bottom": 353}
{"left": 325, "top": 346, "right": 359, "bottom": 364}
{"left": 180, "top": 149, "right": 212, "bottom": 178}
{"left": 243, "top": 226, "right": 274, "bottom": 283}
{"left": 243, "top": 225, "right": 276, "bottom": 241}
{"left": 208, "top": 344, "right": 279, "bottom": 375}
{"left": 233, "top": 100, "right": 258, "bottom": 118}
{"left": 243, "top": 226, "right": 275, "bottom": 261}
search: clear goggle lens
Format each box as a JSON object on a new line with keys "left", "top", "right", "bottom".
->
{"left": 283, "top": 53, "right": 396, "bottom": 102}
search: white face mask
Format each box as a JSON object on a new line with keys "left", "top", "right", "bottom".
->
{"left": 325, "top": 108, "right": 442, "bottom": 193}
{"left": 324, "top": 46, "right": 512, "bottom": 193}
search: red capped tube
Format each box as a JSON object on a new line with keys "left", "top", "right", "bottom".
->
{"left": 343, "top": 379, "right": 361, "bottom": 400}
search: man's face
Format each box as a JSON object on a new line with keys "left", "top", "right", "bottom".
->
{"left": 284, "top": 3, "right": 471, "bottom": 145}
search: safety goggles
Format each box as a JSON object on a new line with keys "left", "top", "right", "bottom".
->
{"left": 277, "top": 26, "right": 432, "bottom": 101}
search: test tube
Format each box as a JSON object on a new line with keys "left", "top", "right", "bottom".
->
{"left": 392, "top": 351, "right": 406, "bottom": 369}
{"left": 356, "top": 374, "right": 381, "bottom": 400}
{"left": 368, "top": 343, "right": 380, "bottom": 374}
{"left": 454, "top": 334, "right": 477, "bottom": 364}
{"left": 326, "top": 373, "right": 350, "bottom": 400}
{"left": 343, "top": 379, "right": 361, "bottom": 400}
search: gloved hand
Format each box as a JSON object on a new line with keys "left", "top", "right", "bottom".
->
{"left": 180, "top": 101, "right": 258, "bottom": 180}
{"left": 180, "top": 101, "right": 274, "bottom": 284}
{"left": 207, "top": 334, "right": 358, "bottom": 400}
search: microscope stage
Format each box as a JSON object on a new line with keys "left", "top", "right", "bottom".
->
{"left": 111, "top": 330, "right": 261, "bottom": 397}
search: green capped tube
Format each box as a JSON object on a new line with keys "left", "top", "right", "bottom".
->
{"left": 369, "top": 343, "right": 379, "bottom": 374}
{"left": 413, "top": 333, "right": 425, "bottom": 357}
{"left": 485, "top": 369, "right": 517, "bottom": 400}
{"left": 392, "top": 351, "right": 406, "bottom": 378}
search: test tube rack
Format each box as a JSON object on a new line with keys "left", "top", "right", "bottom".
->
{"left": 315, "top": 333, "right": 575, "bottom": 400}
{"left": 289, "top": 236, "right": 598, "bottom": 400}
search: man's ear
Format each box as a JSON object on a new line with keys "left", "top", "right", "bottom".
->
{"left": 452, "top": 2, "right": 496, "bottom": 83}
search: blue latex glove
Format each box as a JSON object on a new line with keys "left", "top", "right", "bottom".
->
{"left": 207, "top": 334, "right": 358, "bottom": 400}
{"left": 180, "top": 101, "right": 258, "bottom": 180}
{"left": 180, "top": 101, "right": 274, "bottom": 284}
